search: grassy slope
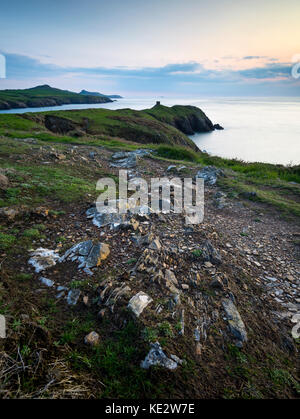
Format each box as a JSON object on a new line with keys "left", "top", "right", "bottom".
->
{"left": 0, "top": 86, "right": 85, "bottom": 100}
{"left": 155, "top": 145, "right": 300, "bottom": 218}
{"left": 41, "top": 108, "right": 198, "bottom": 148}
{"left": 0, "top": 137, "right": 113, "bottom": 209}
{"left": 145, "top": 103, "right": 207, "bottom": 123}
{"left": 0, "top": 107, "right": 198, "bottom": 149}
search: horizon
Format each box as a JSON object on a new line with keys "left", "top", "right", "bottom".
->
{"left": 3, "top": 83, "right": 300, "bottom": 100}
{"left": 0, "top": 0, "right": 300, "bottom": 96}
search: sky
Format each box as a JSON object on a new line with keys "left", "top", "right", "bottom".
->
{"left": 0, "top": 0, "right": 300, "bottom": 96}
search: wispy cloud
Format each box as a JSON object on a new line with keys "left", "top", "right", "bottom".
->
{"left": 243, "top": 56, "right": 267, "bottom": 60}
{"left": 1, "top": 52, "right": 299, "bottom": 96}
{"left": 5, "top": 53, "right": 62, "bottom": 78}
{"left": 238, "top": 63, "right": 291, "bottom": 79}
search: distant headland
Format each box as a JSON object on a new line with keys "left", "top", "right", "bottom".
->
{"left": 79, "top": 90, "right": 123, "bottom": 99}
{"left": 0, "top": 85, "right": 120, "bottom": 110}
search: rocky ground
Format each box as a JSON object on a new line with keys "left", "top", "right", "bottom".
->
{"left": 0, "top": 136, "right": 299, "bottom": 399}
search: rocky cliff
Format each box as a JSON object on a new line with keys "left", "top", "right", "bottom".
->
{"left": 24, "top": 104, "right": 221, "bottom": 150}
{"left": 146, "top": 104, "right": 222, "bottom": 135}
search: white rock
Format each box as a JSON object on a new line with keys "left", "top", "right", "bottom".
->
{"left": 28, "top": 248, "right": 60, "bottom": 273}
{"left": 170, "top": 354, "right": 184, "bottom": 365}
{"left": 128, "top": 292, "right": 153, "bottom": 318}
{"left": 39, "top": 277, "right": 54, "bottom": 287}
{"left": 57, "top": 286, "right": 68, "bottom": 292}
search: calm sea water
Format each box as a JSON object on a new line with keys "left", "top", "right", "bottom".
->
{"left": 1, "top": 97, "right": 299, "bottom": 165}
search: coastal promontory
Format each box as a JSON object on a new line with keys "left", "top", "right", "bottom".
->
{"left": 0, "top": 85, "right": 113, "bottom": 110}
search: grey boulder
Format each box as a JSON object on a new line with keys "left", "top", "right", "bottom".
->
{"left": 202, "top": 240, "right": 222, "bottom": 265}
{"left": 222, "top": 298, "right": 248, "bottom": 345}
{"left": 197, "top": 166, "right": 224, "bottom": 186}
{"left": 141, "top": 342, "right": 178, "bottom": 370}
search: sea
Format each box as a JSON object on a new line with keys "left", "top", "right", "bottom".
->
{"left": 1, "top": 96, "right": 299, "bottom": 166}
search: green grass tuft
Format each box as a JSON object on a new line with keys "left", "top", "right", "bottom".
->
{"left": 0, "top": 232, "right": 16, "bottom": 250}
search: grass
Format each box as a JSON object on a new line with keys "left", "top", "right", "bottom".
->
{"left": 146, "top": 103, "right": 207, "bottom": 125}
{"left": 142, "top": 327, "right": 159, "bottom": 343}
{"left": 191, "top": 249, "right": 203, "bottom": 258}
{"left": 219, "top": 176, "right": 300, "bottom": 218}
{"left": 0, "top": 224, "right": 48, "bottom": 255}
{"left": 22, "top": 228, "right": 43, "bottom": 239}
{"left": 14, "top": 273, "right": 33, "bottom": 281}
{"left": 158, "top": 321, "right": 174, "bottom": 338}
{"left": 155, "top": 144, "right": 300, "bottom": 184}
{"left": 0, "top": 163, "right": 100, "bottom": 207}
{"left": 223, "top": 344, "right": 300, "bottom": 398}
{"left": 69, "top": 280, "right": 90, "bottom": 290}
{"left": 0, "top": 114, "right": 41, "bottom": 133}
{"left": 33, "top": 224, "right": 46, "bottom": 231}
{"left": 268, "top": 369, "right": 300, "bottom": 394}
{"left": 1, "top": 132, "right": 153, "bottom": 152}
{"left": 0, "top": 232, "right": 16, "bottom": 250}
{"left": 153, "top": 144, "right": 300, "bottom": 219}
{"left": 59, "top": 316, "right": 97, "bottom": 345}
{"left": 66, "top": 321, "right": 164, "bottom": 398}
{"left": 155, "top": 144, "right": 200, "bottom": 162}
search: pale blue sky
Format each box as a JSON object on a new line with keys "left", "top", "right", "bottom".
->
{"left": 0, "top": 0, "right": 299, "bottom": 95}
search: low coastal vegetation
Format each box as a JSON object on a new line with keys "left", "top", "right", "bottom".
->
{"left": 0, "top": 104, "right": 299, "bottom": 399}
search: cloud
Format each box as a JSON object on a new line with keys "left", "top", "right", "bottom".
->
{"left": 4, "top": 53, "right": 62, "bottom": 78}
{"left": 1, "top": 52, "right": 299, "bottom": 96}
{"left": 243, "top": 56, "right": 267, "bottom": 60}
{"left": 238, "top": 63, "right": 291, "bottom": 79}
{"left": 3, "top": 52, "right": 293, "bottom": 81}
{"left": 70, "top": 62, "right": 203, "bottom": 78}
{"left": 242, "top": 56, "right": 280, "bottom": 63}
{"left": 3, "top": 54, "right": 203, "bottom": 79}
